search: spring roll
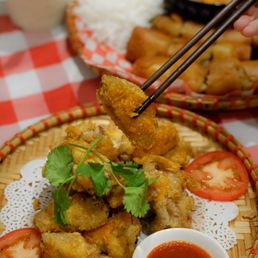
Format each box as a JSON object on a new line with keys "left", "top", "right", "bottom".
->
{"left": 180, "top": 21, "right": 214, "bottom": 42}
{"left": 211, "top": 42, "right": 251, "bottom": 60}
{"left": 132, "top": 55, "right": 206, "bottom": 93}
{"left": 217, "top": 29, "right": 252, "bottom": 44}
{"left": 241, "top": 60, "right": 258, "bottom": 85}
{"left": 126, "top": 27, "right": 173, "bottom": 61}
{"left": 166, "top": 38, "right": 211, "bottom": 63}
{"left": 205, "top": 58, "right": 253, "bottom": 95}
{"left": 152, "top": 14, "right": 184, "bottom": 37}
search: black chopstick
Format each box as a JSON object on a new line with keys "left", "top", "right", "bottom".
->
{"left": 135, "top": 0, "right": 257, "bottom": 116}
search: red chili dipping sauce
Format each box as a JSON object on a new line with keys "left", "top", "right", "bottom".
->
{"left": 147, "top": 241, "right": 212, "bottom": 258}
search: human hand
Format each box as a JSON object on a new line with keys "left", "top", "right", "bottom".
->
{"left": 234, "top": 5, "right": 258, "bottom": 37}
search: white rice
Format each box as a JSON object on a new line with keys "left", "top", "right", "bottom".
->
{"left": 75, "top": 0, "right": 164, "bottom": 51}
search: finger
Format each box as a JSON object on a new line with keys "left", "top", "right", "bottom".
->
{"left": 233, "top": 15, "right": 253, "bottom": 31}
{"left": 242, "top": 19, "right": 258, "bottom": 37}
{"left": 244, "top": 5, "right": 258, "bottom": 16}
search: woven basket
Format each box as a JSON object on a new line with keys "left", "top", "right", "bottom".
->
{"left": 0, "top": 103, "right": 258, "bottom": 257}
{"left": 66, "top": 1, "right": 258, "bottom": 111}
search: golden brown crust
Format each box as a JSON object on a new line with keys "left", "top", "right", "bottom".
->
{"left": 165, "top": 140, "right": 192, "bottom": 167}
{"left": 217, "top": 29, "right": 252, "bottom": 44}
{"left": 132, "top": 55, "right": 206, "bottom": 93}
{"left": 152, "top": 15, "right": 183, "bottom": 37}
{"left": 34, "top": 202, "right": 62, "bottom": 233}
{"left": 205, "top": 58, "right": 253, "bottom": 95}
{"left": 141, "top": 155, "right": 193, "bottom": 233}
{"left": 126, "top": 27, "right": 172, "bottom": 62}
{"left": 34, "top": 194, "right": 109, "bottom": 233}
{"left": 181, "top": 21, "right": 213, "bottom": 41}
{"left": 241, "top": 60, "right": 258, "bottom": 85}
{"left": 66, "top": 194, "right": 109, "bottom": 231}
{"left": 85, "top": 212, "right": 141, "bottom": 258}
{"left": 98, "top": 75, "right": 158, "bottom": 150}
{"left": 133, "top": 118, "right": 179, "bottom": 158}
{"left": 126, "top": 12, "right": 257, "bottom": 96}
{"left": 42, "top": 232, "right": 101, "bottom": 258}
{"left": 211, "top": 42, "right": 251, "bottom": 61}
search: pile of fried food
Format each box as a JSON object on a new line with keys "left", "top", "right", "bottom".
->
{"left": 127, "top": 13, "right": 258, "bottom": 95}
{"left": 33, "top": 75, "right": 194, "bottom": 258}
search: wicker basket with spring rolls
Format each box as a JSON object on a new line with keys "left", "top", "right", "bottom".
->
{"left": 127, "top": 14, "right": 258, "bottom": 96}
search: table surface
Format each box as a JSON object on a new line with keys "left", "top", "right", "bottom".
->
{"left": 0, "top": 2, "right": 258, "bottom": 165}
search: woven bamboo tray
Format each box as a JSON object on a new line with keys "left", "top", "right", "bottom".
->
{"left": 66, "top": 1, "right": 258, "bottom": 111}
{"left": 0, "top": 103, "right": 258, "bottom": 257}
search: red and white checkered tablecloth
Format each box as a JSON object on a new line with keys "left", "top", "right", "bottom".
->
{"left": 0, "top": 1, "right": 258, "bottom": 164}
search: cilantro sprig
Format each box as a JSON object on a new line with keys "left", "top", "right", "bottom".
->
{"left": 110, "top": 162, "right": 154, "bottom": 217}
{"left": 45, "top": 136, "right": 105, "bottom": 225}
{"left": 77, "top": 162, "right": 112, "bottom": 197}
{"left": 45, "top": 146, "right": 74, "bottom": 187}
{"left": 44, "top": 137, "right": 155, "bottom": 225}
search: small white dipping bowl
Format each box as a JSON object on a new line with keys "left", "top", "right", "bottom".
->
{"left": 133, "top": 228, "right": 229, "bottom": 258}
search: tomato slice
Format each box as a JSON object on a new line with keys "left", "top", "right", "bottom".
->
{"left": 185, "top": 151, "right": 249, "bottom": 201}
{"left": 0, "top": 228, "right": 41, "bottom": 258}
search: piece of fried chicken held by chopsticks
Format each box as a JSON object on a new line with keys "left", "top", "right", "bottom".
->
{"left": 98, "top": 74, "right": 158, "bottom": 150}
{"left": 84, "top": 212, "right": 141, "bottom": 258}
{"left": 133, "top": 118, "right": 179, "bottom": 158}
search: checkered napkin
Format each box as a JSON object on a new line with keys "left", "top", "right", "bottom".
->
{"left": 0, "top": 2, "right": 99, "bottom": 146}
{"left": 0, "top": 1, "right": 258, "bottom": 165}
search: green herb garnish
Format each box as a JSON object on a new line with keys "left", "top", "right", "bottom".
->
{"left": 111, "top": 161, "right": 146, "bottom": 187}
{"left": 123, "top": 186, "right": 150, "bottom": 218}
{"left": 52, "top": 186, "right": 70, "bottom": 226}
{"left": 109, "top": 161, "right": 154, "bottom": 218}
{"left": 44, "top": 136, "right": 154, "bottom": 225}
{"left": 77, "top": 162, "right": 112, "bottom": 197}
{"left": 45, "top": 146, "right": 74, "bottom": 186}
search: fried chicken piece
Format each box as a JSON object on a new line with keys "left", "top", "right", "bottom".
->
{"left": 66, "top": 120, "right": 134, "bottom": 162}
{"left": 63, "top": 138, "right": 103, "bottom": 165}
{"left": 34, "top": 194, "right": 109, "bottom": 233}
{"left": 85, "top": 212, "right": 141, "bottom": 258}
{"left": 133, "top": 118, "right": 179, "bottom": 158}
{"left": 64, "top": 119, "right": 135, "bottom": 194}
{"left": 98, "top": 75, "right": 158, "bottom": 150}
{"left": 165, "top": 140, "right": 192, "bottom": 167}
{"left": 34, "top": 201, "right": 61, "bottom": 233}
{"left": 142, "top": 155, "right": 193, "bottom": 233}
{"left": 73, "top": 172, "right": 95, "bottom": 194}
{"left": 67, "top": 194, "right": 109, "bottom": 231}
{"left": 41, "top": 232, "right": 103, "bottom": 258}
{"left": 139, "top": 155, "right": 182, "bottom": 174}
{"left": 105, "top": 185, "right": 124, "bottom": 209}
{"left": 148, "top": 174, "right": 193, "bottom": 232}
